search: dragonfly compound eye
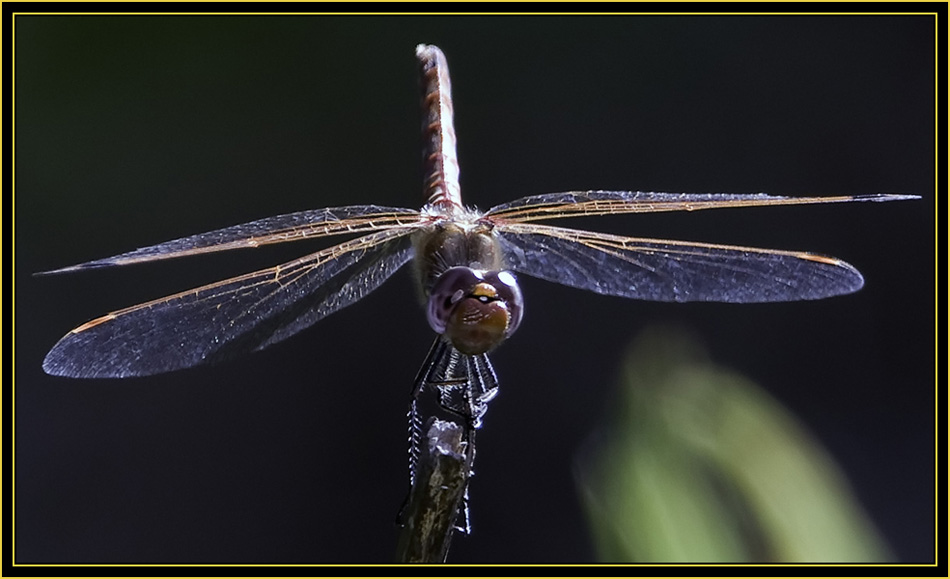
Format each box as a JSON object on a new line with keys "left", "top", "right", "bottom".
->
{"left": 426, "top": 267, "right": 523, "bottom": 355}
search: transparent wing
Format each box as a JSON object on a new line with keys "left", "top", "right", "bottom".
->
{"left": 496, "top": 222, "right": 864, "bottom": 303}
{"left": 43, "top": 228, "right": 416, "bottom": 378}
{"left": 485, "top": 190, "right": 918, "bottom": 223}
{"left": 40, "top": 205, "right": 422, "bottom": 274}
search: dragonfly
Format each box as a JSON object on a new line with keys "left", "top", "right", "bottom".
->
{"left": 42, "top": 43, "right": 916, "bottom": 379}
{"left": 42, "top": 44, "right": 915, "bottom": 492}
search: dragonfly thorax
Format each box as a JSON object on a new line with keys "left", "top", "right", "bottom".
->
{"left": 413, "top": 217, "right": 502, "bottom": 291}
{"left": 426, "top": 267, "right": 523, "bottom": 355}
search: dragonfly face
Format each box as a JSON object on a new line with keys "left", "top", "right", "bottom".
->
{"left": 426, "top": 266, "right": 523, "bottom": 356}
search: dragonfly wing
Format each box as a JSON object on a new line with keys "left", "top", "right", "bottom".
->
{"left": 40, "top": 205, "right": 422, "bottom": 274}
{"left": 496, "top": 222, "right": 864, "bottom": 303}
{"left": 485, "top": 190, "right": 918, "bottom": 223}
{"left": 43, "top": 228, "right": 416, "bottom": 378}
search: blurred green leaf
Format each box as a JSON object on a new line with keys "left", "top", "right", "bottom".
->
{"left": 577, "top": 325, "right": 892, "bottom": 563}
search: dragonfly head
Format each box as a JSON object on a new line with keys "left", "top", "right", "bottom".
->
{"left": 426, "top": 267, "right": 523, "bottom": 355}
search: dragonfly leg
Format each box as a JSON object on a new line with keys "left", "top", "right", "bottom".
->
{"left": 452, "top": 425, "right": 478, "bottom": 534}
{"left": 407, "top": 337, "right": 450, "bottom": 486}
{"left": 467, "top": 354, "right": 498, "bottom": 428}
{"left": 407, "top": 399, "right": 423, "bottom": 486}
{"left": 401, "top": 339, "right": 499, "bottom": 536}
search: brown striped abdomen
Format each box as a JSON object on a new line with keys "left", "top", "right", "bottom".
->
{"left": 416, "top": 44, "right": 462, "bottom": 210}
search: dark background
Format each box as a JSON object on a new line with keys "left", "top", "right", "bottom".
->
{"left": 16, "top": 15, "right": 934, "bottom": 563}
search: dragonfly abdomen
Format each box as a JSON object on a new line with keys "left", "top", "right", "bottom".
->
{"left": 417, "top": 44, "right": 462, "bottom": 211}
